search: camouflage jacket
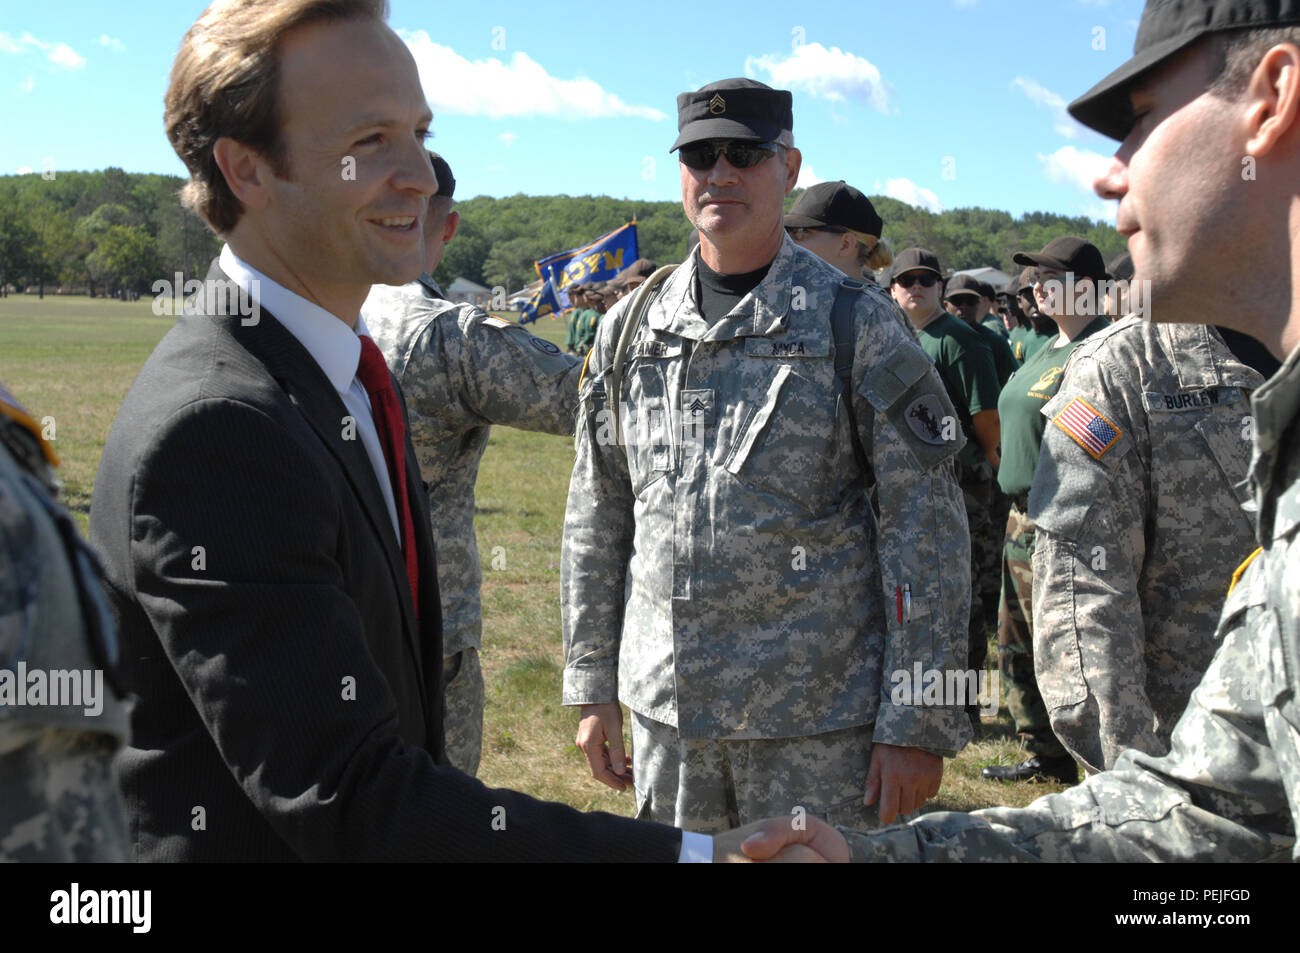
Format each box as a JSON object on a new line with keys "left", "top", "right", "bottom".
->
{"left": 561, "top": 237, "right": 972, "bottom": 751}
{"left": 842, "top": 338, "right": 1300, "bottom": 861}
{"left": 1029, "top": 318, "right": 1262, "bottom": 773}
{"left": 362, "top": 276, "right": 583, "bottom": 656}
{"left": 0, "top": 386, "right": 130, "bottom": 861}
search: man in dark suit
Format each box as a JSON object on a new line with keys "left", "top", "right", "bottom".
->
{"left": 89, "top": 0, "right": 802, "bottom": 863}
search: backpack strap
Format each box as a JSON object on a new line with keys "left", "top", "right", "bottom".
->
{"left": 608, "top": 264, "right": 676, "bottom": 445}
{"left": 830, "top": 278, "right": 871, "bottom": 482}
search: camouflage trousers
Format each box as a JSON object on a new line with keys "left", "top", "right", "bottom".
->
{"left": 958, "top": 463, "right": 997, "bottom": 682}
{"left": 442, "top": 647, "right": 484, "bottom": 777}
{"left": 629, "top": 711, "right": 881, "bottom": 833}
{"left": 998, "top": 504, "right": 1069, "bottom": 758}
{"left": 0, "top": 725, "right": 129, "bottom": 862}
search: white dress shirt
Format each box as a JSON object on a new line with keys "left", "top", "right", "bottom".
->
{"left": 218, "top": 245, "right": 401, "bottom": 543}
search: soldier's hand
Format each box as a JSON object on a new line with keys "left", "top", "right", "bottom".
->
{"left": 576, "top": 702, "right": 632, "bottom": 792}
{"left": 710, "top": 816, "right": 851, "bottom": 863}
{"left": 864, "top": 743, "right": 943, "bottom": 824}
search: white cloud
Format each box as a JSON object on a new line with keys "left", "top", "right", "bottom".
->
{"left": 1, "top": 32, "right": 86, "bottom": 69}
{"left": 1080, "top": 199, "right": 1117, "bottom": 223}
{"left": 881, "top": 177, "right": 942, "bottom": 213}
{"left": 1037, "top": 145, "right": 1111, "bottom": 194}
{"left": 745, "top": 42, "right": 890, "bottom": 113}
{"left": 15, "top": 166, "right": 32, "bottom": 175}
{"left": 498, "top": 131, "right": 518, "bottom": 147}
{"left": 94, "top": 34, "right": 126, "bottom": 53}
{"left": 1011, "top": 76, "right": 1080, "bottom": 140}
{"left": 18, "top": 75, "right": 33, "bottom": 94}
{"left": 399, "top": 30, "right": 665, "bottom": 120}
{"left": 796, "top": 161, "right": 824, "bottom": 189}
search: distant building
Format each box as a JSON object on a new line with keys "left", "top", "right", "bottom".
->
{"left": 446, "top": 276, "right": 493, "bottom": 309}
{"left": 952, "top": 266, "right": 1014, "bottom": 291}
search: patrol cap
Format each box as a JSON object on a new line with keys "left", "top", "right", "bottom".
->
{"left": 783, "top": 181, "right": 884, "bottom": 242}
{"left": 429, "top": 151, "right": 455, "bottom": 199}
{"left": 671, "top": 78, "right": 793, "bottom": 152}
{"left": 1068, "top": 0, "right": 1300, "bottom": 140}
{"left": 944, "top": 274, "right": 982, "bottom": 300}
{"left": 1014, "top": 236, "right": 1109, "bottom": 282}
{"left": 890, "top": 247, "right": 943, "bottom": 280}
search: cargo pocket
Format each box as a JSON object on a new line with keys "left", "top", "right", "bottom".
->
{"left": 1192, "top": 413, "right": 1253, "bottom": 508}
{"left": 724, "top": 363, "right": 837, "bottom": 511}
{"left": 1033, "top": 538, "right": 1089, "bottom": 711}
{"left": 623, "top": 363, "right": 673, "bottom": 496}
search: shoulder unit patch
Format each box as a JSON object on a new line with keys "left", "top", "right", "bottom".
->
{"left": 1053, "top": 396, "right": 1122, "bottom": 460}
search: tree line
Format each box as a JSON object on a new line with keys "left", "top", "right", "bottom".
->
{"left": 0, "top": 169, "right": 1126, "bottom": 298}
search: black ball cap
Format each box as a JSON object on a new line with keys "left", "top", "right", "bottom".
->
{"left": 944, "top": 274, "right": 982, "bottom": 300}
{"left": 429, "top": 152, "right": 455, "bottom": 199}
{"left": 890, "top": 247, "right": 943, "bottom": 281}
{"left": 1109, "top": 251, "right": 1135, "bottom": 282}
{"left": 671, "top": 78, "right": 793, "bottom": 152}
{"left": 1069, "top": 0, "right": 1300, "bottom": 141}
{"left": 1014, "top": 236, "right": 1109, "bottom": 282}
{"left": 784, "top": 181, "right": 884, "bottom": 239}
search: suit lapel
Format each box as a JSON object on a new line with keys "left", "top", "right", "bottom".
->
{"left": 209, "top": 262, "right": 424, "bottom": 681}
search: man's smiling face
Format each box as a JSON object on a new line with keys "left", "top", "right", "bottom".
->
{"left": 260, "top": 16, "right": 437, "bottom": 300}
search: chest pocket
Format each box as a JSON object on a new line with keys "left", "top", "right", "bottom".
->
{"left": 623, "top": 360, "right": 674, "bottom": 496}
{"left": 723, "top": 360, "right": 840, "bottom": 512}
{"left": 1190, "top": 407, "right": 1255, "bottom": 509}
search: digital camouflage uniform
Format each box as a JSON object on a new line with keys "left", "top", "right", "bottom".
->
{"left": 994, "top": 318, "right": 1109, "bottom": 762}
{"left": 362, "top": 276, "right": 583, "bottom": 776}
{"left": 562, "top": 238, "right": 972, "bottom": 831}
{"left": 0, "top": 385, "right": 130, "bottom": 861}
{"left": 839, "top": 340, "right": 1300, "bottom": 862}
{"left": 1029, "top": 318, "right": 1261, "bottom": 773}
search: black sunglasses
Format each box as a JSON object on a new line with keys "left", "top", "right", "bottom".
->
{"left": 894, "top": 273, "right": 939, "bottom": 289}
{"left": 679, "top": 140, "right": 780, "bottom": 171}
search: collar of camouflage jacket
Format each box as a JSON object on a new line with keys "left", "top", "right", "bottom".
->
{"left": 647, "top": 235, "right": 808, "bottom": 344}
{"left": 1156, "top": 321, "right": 1260, "bottom": 392}
{"left": 1248, "top": 338, "right": 1300, "bottom": 544}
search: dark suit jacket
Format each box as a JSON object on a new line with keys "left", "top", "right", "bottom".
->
{"left": 89, "top": 261, "right": 679, "bottom": 862}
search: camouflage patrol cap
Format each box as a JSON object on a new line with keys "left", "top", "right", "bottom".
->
{"left": 1069, "top": 0, "right": 1300, "bottom": 140}
{"left": 671, "top": 78, "right": 794, "bottom": 152}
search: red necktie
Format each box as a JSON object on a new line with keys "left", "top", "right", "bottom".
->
{"left": 355, "top": 335, "right": 420, "bottom": 620}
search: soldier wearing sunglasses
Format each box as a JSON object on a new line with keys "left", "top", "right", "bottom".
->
{"left": 562, "top": 78, "right": 972, "bottom": 842}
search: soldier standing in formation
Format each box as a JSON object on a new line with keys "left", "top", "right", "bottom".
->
{"left": 563, "top": 78, "right": 971, "bottom": 831}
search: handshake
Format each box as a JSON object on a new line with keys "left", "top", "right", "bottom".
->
{"left": 709, "top": 815, "right": 852, "bottom": 863}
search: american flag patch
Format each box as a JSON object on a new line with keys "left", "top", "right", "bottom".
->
{"left": 1053, "top": 397, "right": 1122, "bottom": 460}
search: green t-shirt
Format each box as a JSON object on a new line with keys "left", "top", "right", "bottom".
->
{"left": 1008, "top": 325, "right": 1030, "bottom": 364}
{"left": 577, "top": 308, "right": 601, "bottom": 349}
{"left": 564, "top": 308, "right": 581, "bottom": 350}
{"left": 974, "top": 322, "right": 1017, "bottom": 386}
{"left": 996, "top": 316, "right": 1111, "bottom": 497}
{"left": 1020, "top": 327, "right": 1057, "bottom": 363}
{"left": 981, "top": 316, "right": 1010, "bottom": 339}
{"left": 915, "top": 310, "right": 1001, "bottom": 467}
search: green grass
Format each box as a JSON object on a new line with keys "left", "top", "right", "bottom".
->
{"left": 2, "top": 294, "right": 1072, "bottom": 823}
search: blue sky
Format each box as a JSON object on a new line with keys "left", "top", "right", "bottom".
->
{"left": 1, "top": 0, "right": 1144, "bottom": 222}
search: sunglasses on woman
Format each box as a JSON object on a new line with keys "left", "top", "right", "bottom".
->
{"left": 893, "top": 272, "right": 939, "bottom": 289}
{"left": 678, "top": 139, "right": 780, "bottom": 171}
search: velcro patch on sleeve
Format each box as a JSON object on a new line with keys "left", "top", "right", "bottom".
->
{"left": 1052, "top": 397, "right": 1122, "bottom": 460}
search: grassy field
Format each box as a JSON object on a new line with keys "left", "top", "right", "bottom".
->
{"left": 0, "top": 292, "right": 1073, "bottom": 823}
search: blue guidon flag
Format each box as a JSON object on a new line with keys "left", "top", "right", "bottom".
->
{"left": 518, "top": 222, "right": 639, "bottom": 325}
{"left": 1053, "top": 396, "right": 1122, "bottom": 460}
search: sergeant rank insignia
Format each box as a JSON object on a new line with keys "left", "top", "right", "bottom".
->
{"left": 709, "top": 93, "right": 726, "bottom": 114}
{"left": 1053, "top": 397, "right": 1122, "bottom": 460}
